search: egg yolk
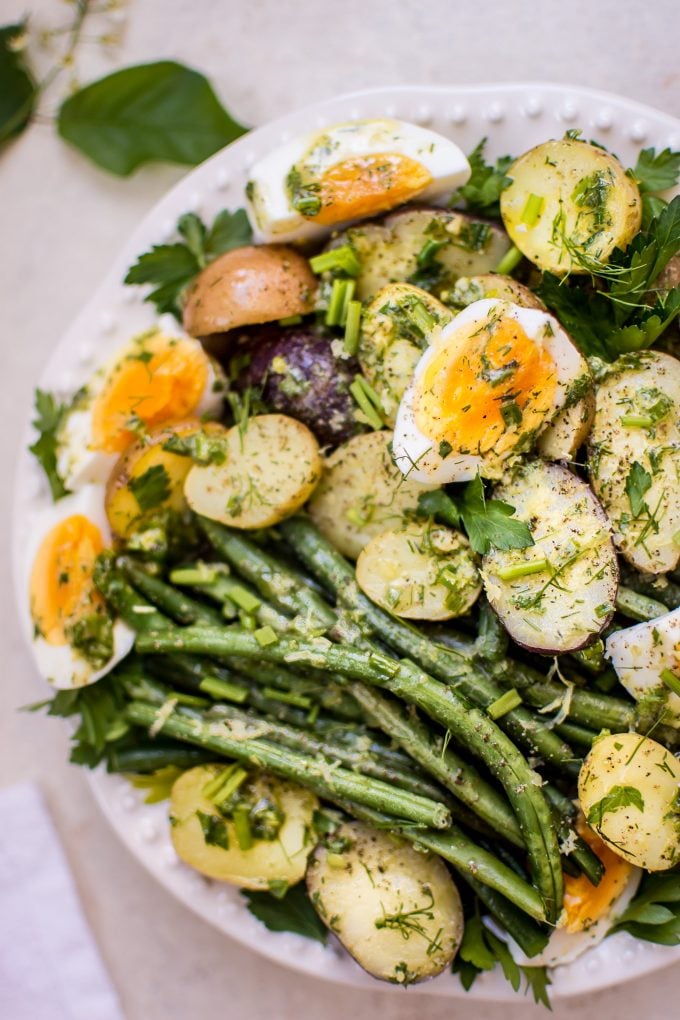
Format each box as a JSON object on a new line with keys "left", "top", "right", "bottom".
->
{"left": 310, "top": 153, "right": 432, "bottom": 225}
{"left": 91, "top": 335, "right": 210, "bottom": 454}
{"left": 415, "top": 315, "right": 556, "bottom": 458}
{"left": 563, "top": 822, "right": 634, "bottom": 933}
{"left": 30, "top": 515, "right": 105, "bottom": 645}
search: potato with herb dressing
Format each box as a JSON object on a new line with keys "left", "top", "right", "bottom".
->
{"left": 578, "top": 733, "right": 680, "bottom": 871}
{"left": 306, "top": 821, "right": 463, "bottom": 984}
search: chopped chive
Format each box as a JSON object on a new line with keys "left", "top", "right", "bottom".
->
{"left": 174, "top": 692, "right": 210, "bottom": 708}
{"left": 262, "top": 687, "right": 313, "bottom": 710}
{"left": 233, "top": 806, "right": 254, "bottom": 850}
{"left": 326, "top": 279, "right": 350, "bottom": 326}
{"left": 595, "top": 602, "right": 613, "bottom": 618}
{"left": 500, "top": 401, "right": 523, "bottom": 428}
{"left": 521, "top": 193, "right": 545, "bottom": 226}
{"left": 170, "top": 566, "right": 219, "bottom": 586}
{"left": 199, "top": 677, "right": 249, "bottom": 704}
{"left": 306, "top": 703, "right": 320, "bottom": 725}
{"left": 255, "top": 625, "right": 278, "bottom": 647}
{"left": 350, "top": 378, "right": 383, "bottom": 430}
{"left": 408, "top": 298, "right": 435, "bottom": 335}
{"left": 278, "top": 314, "right": 303, "bottom": 326}
{"left": 343, "top": 299, "right": 362, "bottom": 355}
{"left": 660, "top": 669, "right": 680, "bottom": 698}
{"left": 228, "top": 585, "right": 261, "bottom": 613}
{"left": 239, "top": 611, "right": 257, "bottom": 631}
{"left": 496, "top": 558, "right": 549, "bottom": 581}
{"left": 309, "top": 244, "right": 361, "bottom": 278}
{"left": 339, "top": 278, "right": 356, "bottom": 326}
{"left": 346, "top": 506, "right": 370, "bottom": 527}
{"left": 203, "top": 764, "right": 248, "bottom": 803}
{"left": 493, "top": 245, "right": 523, "bottom": 275}
{"left": 621, "top": 414, "right": 655, "bottom": 428}
{"left": 326, "top": 852, "right": 346, "bottom": 869}
{"left": 416, "top": 237, "right": 447, "bottom": 268}
{"left": 221, "top": 597, "right": 238, "bottom": 620}
{"left": 354, "top": 374, "right": 384, "bottom": 414}
{"left": 488, "top": 688, "right": 522, "bottom": 720}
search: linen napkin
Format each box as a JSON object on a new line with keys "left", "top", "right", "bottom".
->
{"left": 0, "top": 782, "right": 125, "bottom": 1020}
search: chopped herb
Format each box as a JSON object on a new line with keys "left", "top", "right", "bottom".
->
{"left": 326, "top": 278, "right": 355, "bottom": 327}
{"left": 162, "top": 431, "right": 227, "bottom": 465}
{"left": 439, "top": 440, "right": 453, "bottom": 459}
{"left": 493, "top": 244, "right": 523, "bottom": 276}
{"left": 450, "top": 138, "right": 513, "bottom": 216}
{"left": 521, "top": 193, "right": 544, "bottom": 226}
{"left": 500, "top": 401, "right": 523, "bottom": 428}
{"left": 129, "top": 464, "right": 172, "bottom": 513}
{"left": 496, "top": 558, "right": 549, "bottom": 582}
{"left": 286, "top": 166, "right": 322, "bottom": 217}
{"left": 66, "top": 612, "right": 114, "bottom": 669}
{"left": 343, "top": 299, "right": 362, "bottom": 355}
{"left": 196, "top": 810, "right": 230, "bottom": 850}
{"left": 309, "top": 244, "right": 361, "bottom": 277}
{"left": 232, "top": 806, "right": 253, "bottom": 850}
{"left": 262, "top": 687, "right": 313, "bottom": 710}
{"left": 625, "top": 461, "right": 652, "bottom": 518}
{"left": 254, "top": 625, "right": 278, "bottom": 647}
{"left": 586, "top": 785, "right": 645, "bottom": 828}
{"left": 198, "top": 676, "right": 248, "bottom": 703}
{"left": 487, "top": 688, "right": 522, "bottom": 720}
{"left": 660, "top": 668, "right": 680, "bottom": 698}
{"left": 29, "top": 389, "right": 70, "bottom": 501}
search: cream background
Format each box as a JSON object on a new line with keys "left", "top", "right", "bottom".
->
{"left": 2, "top": 1, "right": 679, "bottom": 1017}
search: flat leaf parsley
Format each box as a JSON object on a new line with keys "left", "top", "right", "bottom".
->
{"left": 417, "top": 475, "right": 534, "bottom": 556}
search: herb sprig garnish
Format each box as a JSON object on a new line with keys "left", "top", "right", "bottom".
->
{"left": 631, "top": 147, "right": 680, "bottom": 228}
{"left": 453, "top": 912, "right": 552, "bottom": 1007}
{"left": 449, "top": 138, "right": 513, "bottom": 218}
{"left": 417, "top": 475, "right": 534, "bottom": 555}
{"left": 29, "top": 389, "right": 70, "bottom": 501}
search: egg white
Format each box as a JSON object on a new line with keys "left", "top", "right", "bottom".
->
{"left": 392, "top": 298, "right": 586, "bottom": 485}
{"left": 23, "top": 486, "right": 134, "bottom": 690}
{"left": 245, "top": 117, "right": 470, "bottom": 244}
{"left": 57, "top": 323, "right": 224, "bottom": 492}
{"left": 606, "top": 608, "right": 680, "bottom": 726}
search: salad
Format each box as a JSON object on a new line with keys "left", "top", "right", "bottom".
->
{"left": 23, "top": 116, "right": 680, "bottom": 1004}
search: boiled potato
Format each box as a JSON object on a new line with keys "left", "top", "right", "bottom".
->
{"left": 170, "top": 765, "right": 318, "bottom": 887}
{"left": 308, "top": 431, "right": 435, "bottom": 559}
{"left": 185, "top": 414, "right": 322, "bottom": 529}
{"left": 306, "top": 821, "right": 463, "bottom": 984}
{"left": 579, "top": 733, "right": 680, "bottom": 871}
{"left": 500, "top": 139, "right": 642, "bottom": 274}
{"left": 356, "top": 520, "right": 480, "bottom": 620}
{"left": 358, "top": 283, "right": 452, "bottom": 424}
{"left": 588, "top": 350, "right": 680, "bottom": 574}
{"left": 482, "top": 460, "right": 618, "bottom": 653}
{"left": 538, "top": 374, "right": 596, "bottom": 461}
{"left": 183, "top": 245, "right": 316, "bottom": 337}
{"left": 448, "top": 273, "right": 546, "bottom": 310}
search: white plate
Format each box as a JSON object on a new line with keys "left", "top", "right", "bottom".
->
{"left": 13, "top": 82, "right": 680, "bottom": 1001}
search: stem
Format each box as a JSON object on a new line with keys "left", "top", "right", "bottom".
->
{"left": 493, "top": 245, "right": 523, "bottom": 275}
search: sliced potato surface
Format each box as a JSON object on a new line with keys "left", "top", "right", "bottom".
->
{"left": 482, "top": 461, "right": 618, "bottom": 653}
{"left": 185, "top": 414, "right": 322, "bottom": 529}
{"left": 183, "top": 245, "right": 316, "bottom": 336}
{"left": 588, "top": 350, "right": 680, "bottom": 574}
{"left": 170, "top": 766, "right": 318, "bottom": 888}
{"left": 307, "top": 821, "right": 463, "bottom": 984}
{"left": 538, "top": 376, "right": 596, "bottom": 462}
{"left": 334, "top": 207, "right": 512, "bottom": 302}
{"left": 356, "top": 520, "right": 480, "bottom": 620}
{"left": 308, "top": 431, "right": 435, "bottom": 559}
{"left": 358, "top": 283, "right": 452, "bottom": 424}
{"left": 606, "top": 607, "right": 680, "bottom": 727}
{"left": 500, "top": 139, "right": 642, "bottom": 275}
{"left": 579, "top": 733, "right": 680, "bottom": 871}
{"left": 449, "top": 273, "right": 546, "bottom": 310}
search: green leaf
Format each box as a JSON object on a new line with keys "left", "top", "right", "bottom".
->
{"left": 417, "top": 489, "right": 461, "bottom": 529}
{"left": 28, "top": 389, "right": 70, "bottom": 502}
{"left": 632, "top": 147, "right": 680, "bottom": 194}
{"left": 242, "top": 883, "right": 327, "bottom": 944}
{"left": 620, "top": 903, "right": 676, "bottom": 926}
{"left": 458, "top": 914, "right": 497, "bottom": 970}
{"left": 625, "top": 461, "right": 652, "bottom": 518}
{"left": 205, "top": 208, "right": 253, "bottom": 257}
{"left": 586, "top": 784, "right": 645, "bottom": 828}
{"left": 535, "top": 274, "right": 614, "bottom": 360}
{"left": 129, "top": 464, "right": 172, "bottom": 513}
{"left": 196, "top": 810, "right": 230, "bottom": 850}
{"left": 460, "top": 475, "right": 535, "bottom": 556}
{"left": 0, "top": 22, "right": 37, "bottom": 145}
{"left": 451, "top": 138, "right": 513, "bottom": 216}
{"left": 128, "top": 766, "right": 184, "bottom": 804}
{"left": 522, "top": 965, "right": 552, "bottom": 1009}
{"left": 485, "top": 930, "right": 521, "bottom": 991}
{"left": 58, "top": 61, "right": 247, "bottom": 176}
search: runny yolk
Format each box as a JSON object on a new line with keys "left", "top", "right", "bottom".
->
{"left": 30, "top": 515, "right": 105, "bottom": 645}
{"left": 415, "top": 316, "right": 556, "bottom": 458}
{"left": 91, "top": 336, "right": 210, "bottom": 454}
{"left": 563, "top": 821, "right": 634, "bottom": 933}
{"left": 311, "top": 153, "right": 432, "bottom": 225}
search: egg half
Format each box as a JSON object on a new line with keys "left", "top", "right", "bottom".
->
{"left": 606, "top": 607, "right": 680, "bottom": 726}
{"left": 392, "top": 298, "right": 587, "bottom": 484}
{"left": 510, "top": 825, "right": 641, "bottom": 967}
{"left": 57, "top": 324, "right": 224, "bottom": 491}
{"left": 24, "top": 486, "right": 134, "bottom": 689}
{"left": 245, "top": 118, "right": 470, "bottom": 244}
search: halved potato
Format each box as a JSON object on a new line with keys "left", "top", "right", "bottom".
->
{"left": 185, "top": 414, "right": 322, "bottom": 529}
{"left": 183, "top": 245, "right": 317, "bottom": 337}
{"left": 587, "top": 350, "right": 680, "bottom": 574}
{"left": 358, "top": 283, "right": 451, "bottom": 424}
{"left": 448, "top": 273, "right": 546, "bottom": 310}
{"left": 482, "top": 460, "right": 618, "bottom": 653}
{"left": 308, "top": 431, "right": 435, "bottom": 559}
{"left": 356, "top": 520, "right": 480, "bottom": 620}
{"left": 332, "top": 208, "right": 512, "bottom": 302}
{"left": 170, "top": 766, "right": 318, "bottom": 887}
{"left": 500, "top": 139, "right": 642, "bottom": 274}
{"left": 306, "top": 820, "right": 463, "bottom": 984}
{"left": 538, "top": 374, "right": 596, "bottom": 461}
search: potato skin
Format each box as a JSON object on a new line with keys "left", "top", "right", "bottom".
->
{"left": 449, "top": 273, "right": 546, "bottom": 310}
{"left": 183, "top": 245, "right": 317, "bottom": 336}
{"left": 232, "top": 326, "right": 363, "bottom": 448}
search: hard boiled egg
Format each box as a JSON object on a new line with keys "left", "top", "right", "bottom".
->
{"left": 57, "top": 324, "right": 224, "bottom": 491}
{"left": 24, "top": 486, "right": 134, "bottom": 689}
{"left": 392, "top": 298, "right": 587, "bottom": 484}
{"left": 245, "top": 118, "right": 470, "bottom": 244}
{"left": 510, "top": 825, "right": 641, "bottom": 967}
{"left": 606, "top": 608, "right": 680, "bottom": 726}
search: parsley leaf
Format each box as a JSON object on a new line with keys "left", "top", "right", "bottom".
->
{"left": 125, "top": 207, "right": 252, "bottom": 318}
{"left": 610, "top": 873, "right": 680, "bottom": 946}
{"left": 196, "top": 810, "right": 230, "bottom": 850}
{"left": 242, "top": 883, "right": 327, "bottom": 944}
{"left": 632, "top": 148, "right": 680, "bottom": 227}
{"left": 450, "top": 138, "right": 513, "bottom": 217}
{"left": 453, "top": 912, "right": 552, "bottom": 1006}
{"left": 29, "top": 389, "right": 70, "bottom": 501}
{"left": 0, "top": 22, "right": 37, "bottom": 145}
{"left": 418, "top": 477, "right": 534, "bottom": 556}
{"left": 586, "top": 784, "right": 645, "bottom": 828}
{"left": 129, "top": 464, "right": 172, "bottom": 513}
{"left": 625, "top": 461, "right": 652, "bottom": 518}
{"left": 31, "top": 675, "right": 129, "bottom": 767}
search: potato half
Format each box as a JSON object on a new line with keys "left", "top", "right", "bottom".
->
{"left": 185, "top": 413, "right": 322, "bottom": 529}
{"left": 482, "top": 460, "right": 618, "bottom": 653}
{"left": 183, "top": 245, "right": 317, "bottom": 336}
{"left": 170, "top": 766, "right": 319, "bottom": 888}
{"left": 579, "top": 733, "right": 680, "bottom": 871}
{"left": 500, "top": 139, "right": 642, "bottom": 274}
{"left": 306, "top": 821, "right": 463, "bottom": 984}
{"left": 308, "top": 430, "right": 435, "bottom": 559}
{"left": 449, "top": 273, "right": 546, "bottom": 311}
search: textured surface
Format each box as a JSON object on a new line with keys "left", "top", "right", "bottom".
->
{"left": 2, "top": 0, "right": 680, "bottom": 1017}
